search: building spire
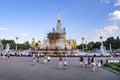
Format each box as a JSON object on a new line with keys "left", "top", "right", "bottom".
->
{"left": 56, "top": 9, "right": 62, "bottom": 32}
{"left": 58, "top": 9, "right": 60, "bottom": 21}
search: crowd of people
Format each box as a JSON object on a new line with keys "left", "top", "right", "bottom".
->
{"left": 32, "top": 53, "right": 102, "bottom": 72}
{"left": 79, "top": 56, "right": 102, "bottom": 72}
{"left": 1, "top": 52, "right": 102, "bottom": 72}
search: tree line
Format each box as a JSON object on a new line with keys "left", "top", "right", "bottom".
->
{"left": 1, "top": 39, "right": 31, "bottom": 50}
{"left": 77, "top": 36, "right": 120, "bottom": 52}
{"left": 1, "top": 36, "right": 120, "bottom": 51}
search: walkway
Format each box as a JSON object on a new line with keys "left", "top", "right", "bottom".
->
{"left": 0, "top": 57, "right": 120, "bottom": 80}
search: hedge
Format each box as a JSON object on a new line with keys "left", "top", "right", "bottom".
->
{"left": 103, "top": 62, "right": 120, "bottom": 72}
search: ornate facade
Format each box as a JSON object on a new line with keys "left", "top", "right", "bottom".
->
{"left": 31, "top": 10, "right": 77, "bottom": 51}
{"left": 47, "top": 10, "right": 76, "bottom": 50}
{"left": 47, "top": 10, "right": 66, "bottom": 50}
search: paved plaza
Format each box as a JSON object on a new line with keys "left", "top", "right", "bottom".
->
{"left": 0, "top": 57, "right": 120, "bottom": 80}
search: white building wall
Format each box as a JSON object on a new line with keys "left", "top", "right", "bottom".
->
{"left": 59, "top": 39, "right": 65, "bottom": 50}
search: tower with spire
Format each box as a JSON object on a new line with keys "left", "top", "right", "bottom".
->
{"left": 56, "top": 9, "right": 62, "bottom": 32}
{"left": 47, "top": 9, "right": 67, "bottom": 50}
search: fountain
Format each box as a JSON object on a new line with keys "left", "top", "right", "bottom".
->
{"left": 30, "top": 10, "right": 77, "bottom": 55}
{"left": 4, "top": 43, "right": 10, "bottom": 55}
{"left": 100, "top": 42, "right": 106, "bottom": 54}
{"left": 99, "top": 36, "right": 110, "bottom": 56}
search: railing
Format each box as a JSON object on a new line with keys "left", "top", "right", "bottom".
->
{"left": 30, "top": 50, "right": 78, "bottom": 53}
{"left": 107, "top": 59, "right": 120, "bottom": 63}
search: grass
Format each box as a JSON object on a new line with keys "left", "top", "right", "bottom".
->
{"left": 103, "top": 62, "right": 120, "bottom": 72}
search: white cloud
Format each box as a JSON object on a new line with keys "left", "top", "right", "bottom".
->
{"left": 96, "top": 26, "right": 119, "bottom": 36}
{"left": 114, "top": 0, "right": 120, "bottom": 6}
{"left": 100, "top": 0, "right": 110, "bottom": 3}
{"left": 0, "top": 27, "right": 8, "bottom": 31}
{"left": 108, "top": 10, "right": 120, "bottom": 20}
{"left": 89, "top": 25, "right": 119, "bottom": 42}
{"left": 21, "top": 33, "right": 28, "bottom": 37}
{"left": 104, "top": 26, "right": 119, "bottom": 32}
{"left": 105, "top": 0, "right": 110, "bottom": 3}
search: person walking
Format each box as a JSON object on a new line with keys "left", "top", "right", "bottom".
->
{"left": 91, "top": 57, "right": 96, "bottom": 72}
{"left": 80, "top": 56, "right": 84, "bottom": 68}
{"left": 2, "top": 51, "right": 6, "bottom": 61}
{"left": 87, "top": 56, "right": 91, "bottom": 68}
{"left": 59, "top": 57, "right": 63, "bottom": 69}
{"left": 7, "top": 51, "right": 10, "bottom": 61}
{"left": 84, "top": 59, "right": 88, "bottom": 68}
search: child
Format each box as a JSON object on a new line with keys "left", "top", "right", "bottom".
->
{"left": 36, "top": 53, "right": 40, "bottom": 62}
{"left": 33, "top": 54, "right": 36, "bottom": 62}
{"left": 44, "top": 55, "right": 48, "bottom": 63}
{"left": 7, "top": 51, "right": 10, "bottom": 59}
{"left": 84, "top": 59, "right": 88, "bottom": 68}
{"left": 63, "top": 59, "right": 67, "bottom": 69}
{"left": 47, "top": 56, "right": 50, "bottom": 62}
{"left": 2, "top": 52, "right": 6, "bottom": 61}
{"left": 97, "top": 61, "right": 101, "bottom": 71}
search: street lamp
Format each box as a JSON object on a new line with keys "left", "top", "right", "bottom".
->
{"left": 109, "top": 43, "right": 112, "bottom": 53}
{"left": 16, "top": 37, "right": 18, "bottom": 51}
{"left": 82, "top": 37, "right": 84, "bottom": 52}
{"left": 100, "top": 36, "right": 103, "bottom": 54}
{"left": 100, "top": 36, "right": 103, "bottom": 42}
{"left": 85, "top": 41, "right": 87, "bottom": 50}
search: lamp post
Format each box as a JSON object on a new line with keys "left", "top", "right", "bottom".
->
{"left": 100, "top": 36, "right": 103, "bottom": 54}
{"left": 109, "top": 43, "right": 112, "bottom": 53}
{"left": 82, "top": 37, "right": 84, "bottom": 52}
{"left": 100, "top": 36, "right": 103, "bottom": 42}
{"left": 16, "top": 37, "right": 18, "bottom": 51}
{"left": 85, "top": 41, "right": 87, "bottom": 50}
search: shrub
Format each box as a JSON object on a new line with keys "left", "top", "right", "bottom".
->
{"left": 103, "top": 62, "right": 120, "bottom": 72}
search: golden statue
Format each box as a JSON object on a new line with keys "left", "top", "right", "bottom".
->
{"left": 73, "top": 40, "right": 77, "bottom": 50}
{"left": 55, "top": 39, "right": 59, "bottom": 50}
{"left": 71, "top": 40, "right": 74, "bottom": 49}
{"left": 38, "top": 40, "right": 41, "bottom": 47}
{"left": 38, "top": 40, "right": 41, "bottom": 50}
{"left": 74, "top": 40, "right": 77, "bottom": 49}
{"left": 46, "top": 39, "right": 49, "bottom": 51}
{"left": 32, "top": 39, "right": 35, "bottom": 49}
{"left": 71, "top": 40, "right": 76, "bottom": 50}
{"left": 64, "top": 39, "right": 67, "bottom": 50}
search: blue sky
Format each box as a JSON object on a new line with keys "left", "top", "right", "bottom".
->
{"left": 0, "top": 0, "right": 120, "bottom": 44}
